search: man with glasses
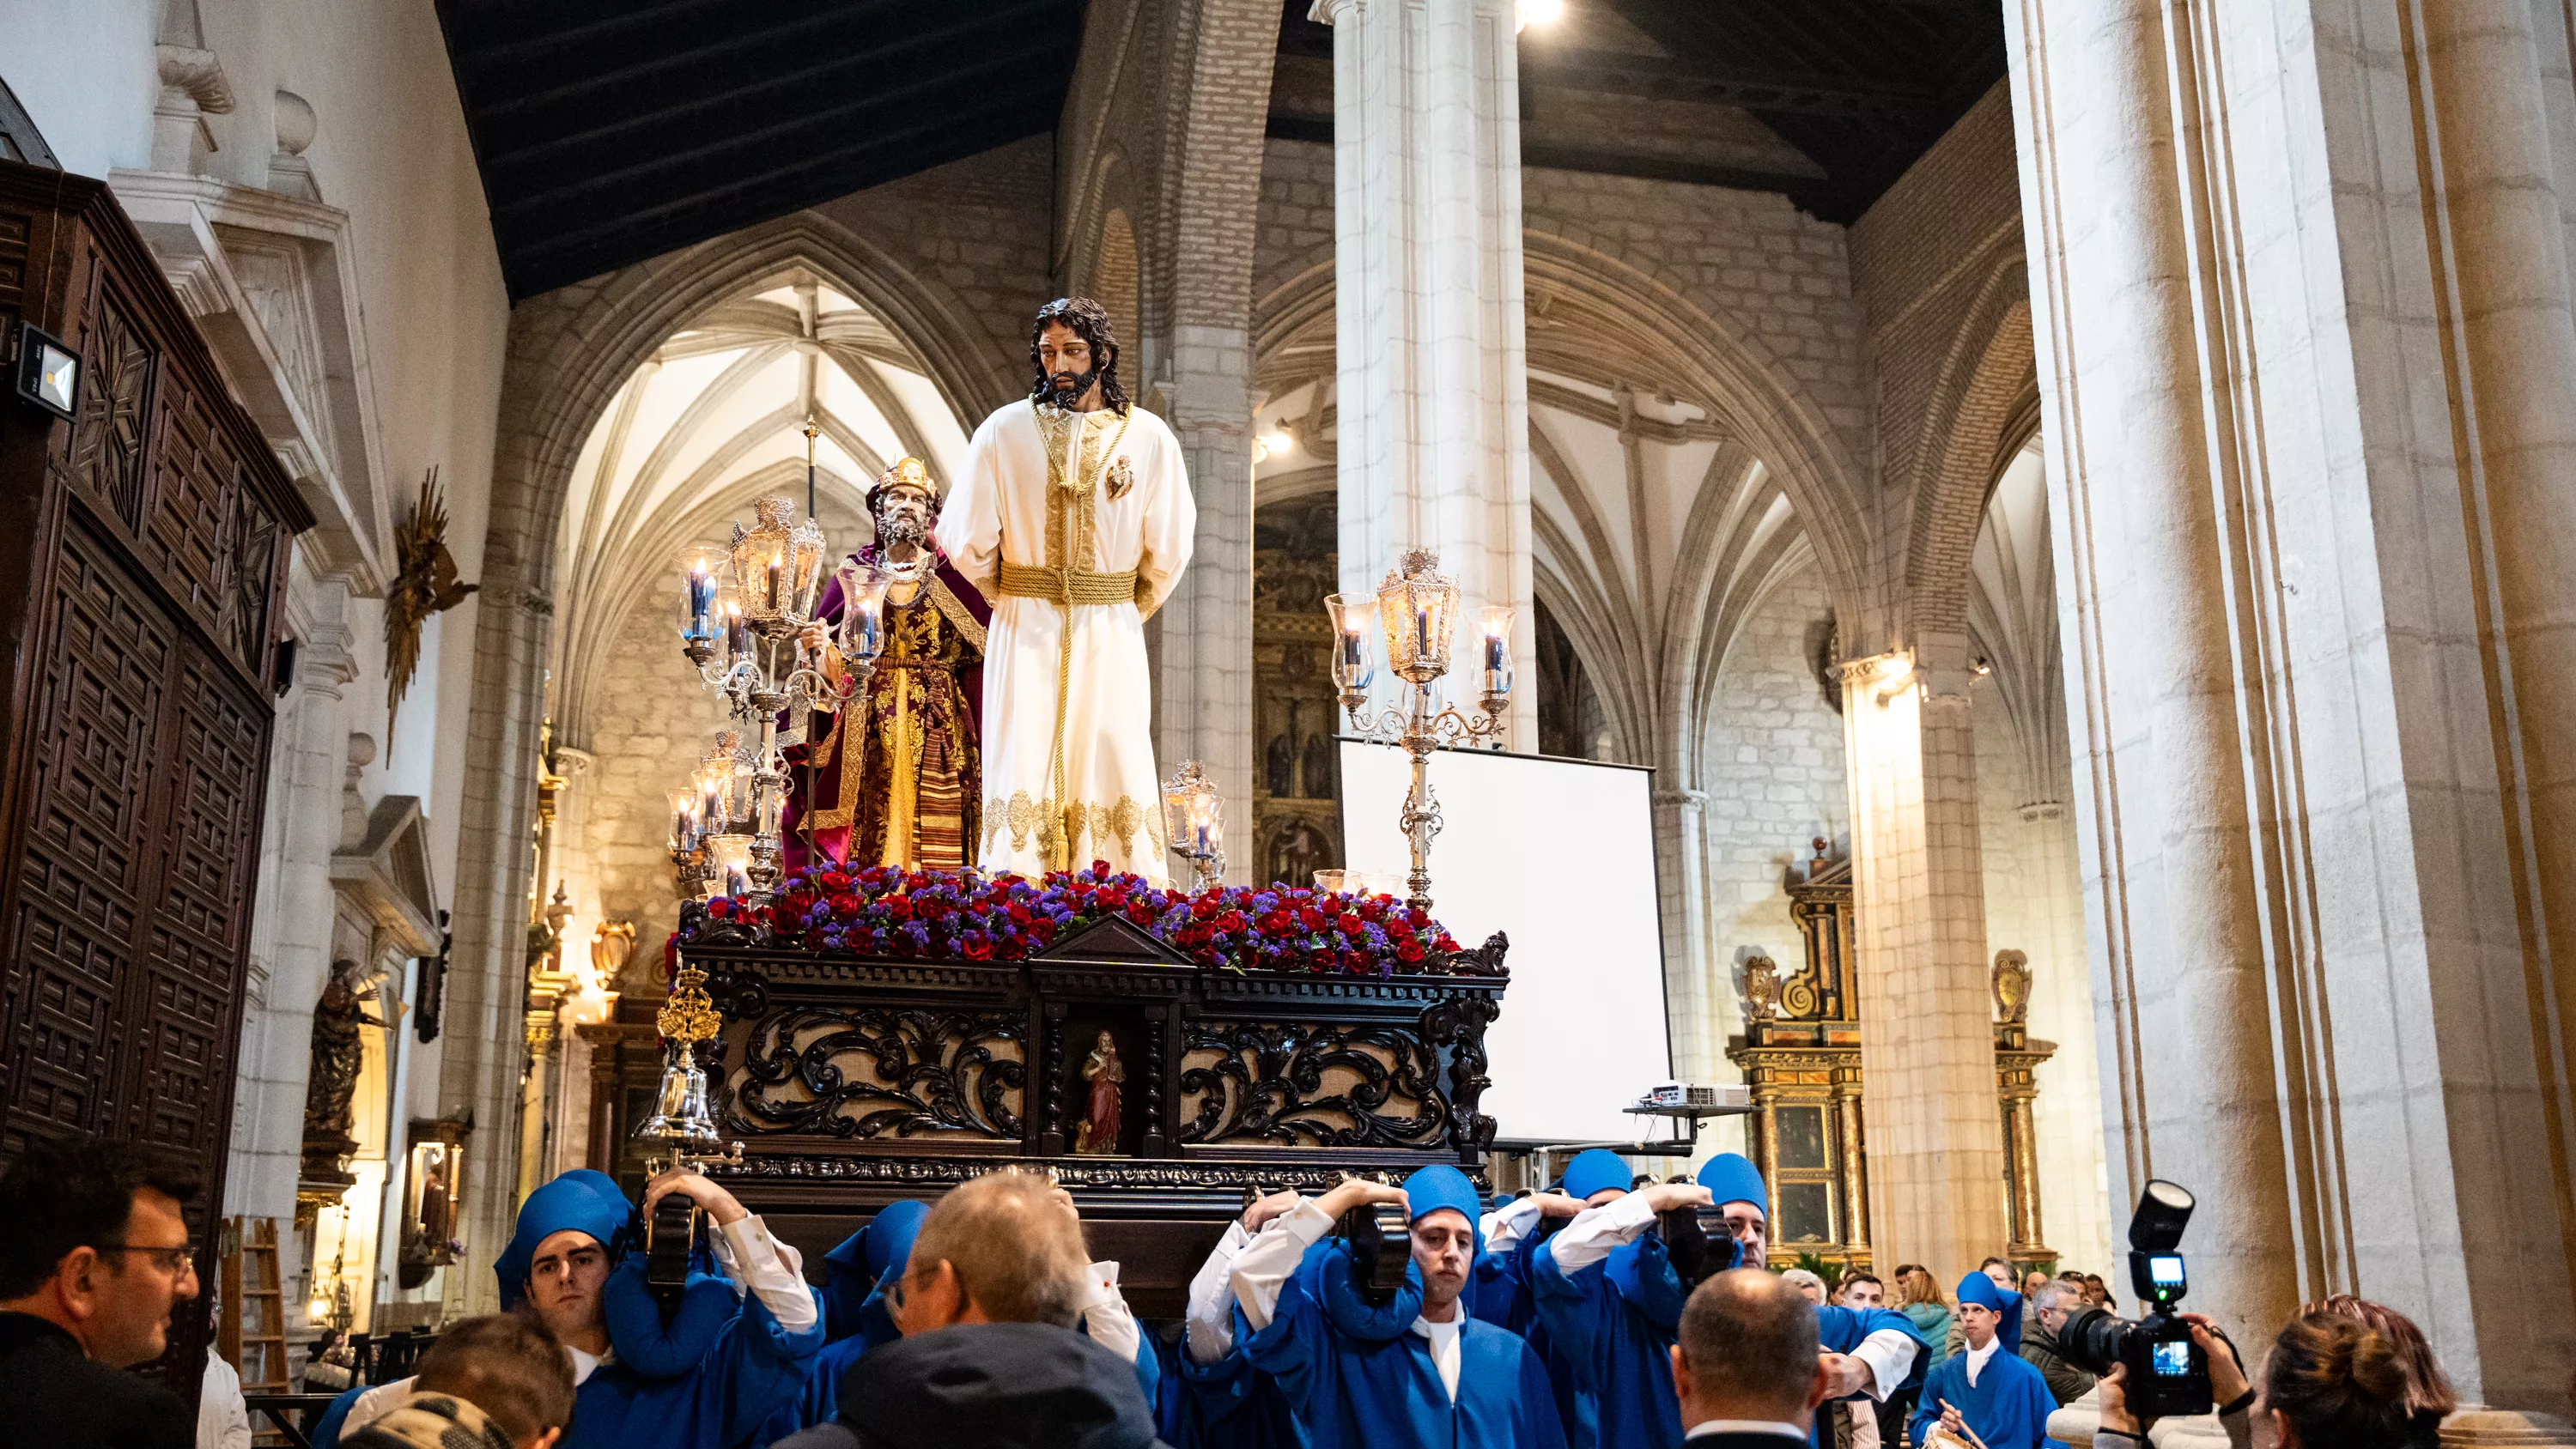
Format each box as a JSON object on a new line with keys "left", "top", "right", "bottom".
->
{"left": 0, "top": 1137, "right": 204, "bottom": 1449}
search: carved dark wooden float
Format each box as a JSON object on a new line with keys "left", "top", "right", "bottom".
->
{"left": 674, "top": 908, "right": 1510, "bottom": 1316}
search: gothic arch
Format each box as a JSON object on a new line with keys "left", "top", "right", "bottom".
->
{"left": 1521, "top": 232, "right": 1871, "bottom": 623}
{"left": 1896, "top": 260, "right": 2036, "bottom": 645}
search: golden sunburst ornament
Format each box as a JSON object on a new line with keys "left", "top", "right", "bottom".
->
{"left": 386, "top": 468, "right": 479, "bottom": 737}
{"left": 657, "top": 966, "right": 721, "bottom": 1046}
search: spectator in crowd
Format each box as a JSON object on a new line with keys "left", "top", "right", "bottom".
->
{"left": 1666, "top": 1270, "right": 1838, "bottom": 1447}
{"left": 2304, "top": 1296, "right": 2453, "bottom": 1449}
{"left": 1886, "top": 1264, "right": 1952, "bottom": 1441}
{"left": 776, "top": 1169, "right": 1160, "bottom": 1449}
{"left": 2081, "top": 1275, "right": 2113, "bottom": 1311}
{"left": 198, "top": 1338, "right": 252, "bottom": 1449}
{"left": 758, "top": 1199, "right": 932, "bottom": 1442}
{"left": 1890, "top": 1267, "right": 1952, "bottom": 1371}
{"left": 1909, "top": 1272, "right": 2055, "bottom": 1449}
{"left": 1780, "top": 1270, "right": 1828, "bottom": 1306}
{"left": 1830, "top": 1276, "right": 1889, "bottom": 1449}
{"left": 2016, "top": 1279, "right": 2095, "bottom": 1406}
{"left": 0, "top": 1138, "right": 203, "bottom": 1449}
{"left": 2020, "top": 1271, "right": 2050, "bottom": 1300}
{"left": 341, "top": 1315, "right": 575, "bottom": 1449}
{"left": 1230, "top": 1165, "right": 1566, "bottom": 1449}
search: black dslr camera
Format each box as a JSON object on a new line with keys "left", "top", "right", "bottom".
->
{"left": 1656, "top": 1199, "right": 1746, "bottom": 1290}
{"left": 1339, "top": 1197, "right": 1415, "bottom": 1307}
{"left": 2054, "top": 1179, "right": 2210, "bottom": 1419}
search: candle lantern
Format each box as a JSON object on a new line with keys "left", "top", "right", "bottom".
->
{"left": 1324, "top": 592, "right": 1379, "bottom": 713}
{"left": 844, "top": 565, "right": 895, "bottom": 666}
{"left": 676, "top": 544, "right": 726, "bottom": 663}
{"left": 1333, "top": 547, "right": 1513, "bottom": 912}
{"left": 1376, "top": 549, "right": 1459, "bottom": 685}
{"left": 730, "top": 496, "right": 825, "bottom": 625}
{"left": 1477, "top": 604, "right": 1515, "bottom": 713}
{"left": 668, "top": 787, "right": 700, "bottom": 854}
{"left": 704, "top": 833, "right": 755, "bottom": 900}
{"left": 1162, "top": 760, "right": 1226, "bottom": 891}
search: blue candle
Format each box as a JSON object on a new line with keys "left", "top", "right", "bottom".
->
{"left": 687, "top": 567, "right": 714, "bottom": 638}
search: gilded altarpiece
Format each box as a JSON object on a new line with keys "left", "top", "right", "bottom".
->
{"left": 1726, "top": 842, "right": 1868, "bottom": 1268}
{"left": 1726, "top": 842, "right": 2059, "bottom": 1271}
{"left": 1250, "top": 497, "right": 1341, "bottom": 885}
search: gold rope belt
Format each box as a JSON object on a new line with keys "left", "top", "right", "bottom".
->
{"left": 993, "top": 562, "right": 1143, "bottom": 607}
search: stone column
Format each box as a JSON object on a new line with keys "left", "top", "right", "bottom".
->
{"left": 1314, "top": 0, "right": 1537, "bottom": 747}
{"left": 228, "top": 571, "right": 358, "bottom": 1224}
{"left": 1843, "top": 652, "right": 2009, "bottom": 1276}
{"left": 1651, "top": 785, "right": 1717, "bottom": 1082}
{"left": 2008, "top": 0, "right": 2576, "bottom": 1405}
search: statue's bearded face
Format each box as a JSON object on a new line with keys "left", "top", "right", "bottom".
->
{"left": 1037, "top": 321, "right": 1103, "bottom": 409}
{"left": 876, "top": 485, "right": 934, "bottom": 546}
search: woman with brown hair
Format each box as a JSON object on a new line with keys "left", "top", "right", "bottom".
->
{"left": 2303, "top": 1295, "right": 2454, "bottom": 1449}
{"left": 1886, "top": 1264, "right": 1953, "bottom": 1443}
{"left": 2259, "top": 1310, "right": 2421, "bottom": 1449}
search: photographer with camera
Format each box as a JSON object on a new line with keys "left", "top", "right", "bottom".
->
{"left": 1530, "top": 1154, "right": 1923, "bottom": 1449}
{"left": 1226, "top": 1167, "right": 1566, "bottom": 1449}
{"left": 1907, "top": 1272, "right": 2057, "bottom": 1449}
{"left": 2089, "top": 1311, "right": 2251, "bottom": 1449}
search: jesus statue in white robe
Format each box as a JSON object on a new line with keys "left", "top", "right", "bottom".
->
{"left": 936, "top": 297, "right": 1195, "bottom": 882}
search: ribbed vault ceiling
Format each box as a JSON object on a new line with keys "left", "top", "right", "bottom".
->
{"left": 550, "top": 276, "right": 971, "bottom": 743}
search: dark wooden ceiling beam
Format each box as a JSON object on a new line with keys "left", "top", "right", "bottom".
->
{"left": 1523, "top": 48, "right": 1942, "bottom": 119}
{"left": 472, "top": 3, "right": 1062, "bottom": 183}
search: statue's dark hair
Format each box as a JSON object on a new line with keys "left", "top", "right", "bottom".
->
{"left": 1029, "top": 296, "right": 1130, "bottom": 415}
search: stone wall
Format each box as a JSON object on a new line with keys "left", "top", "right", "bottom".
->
{"left": 1695, "top": 560, "right": 1846, "bottom": 1095}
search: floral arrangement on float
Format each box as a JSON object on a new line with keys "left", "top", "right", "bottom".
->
{"left": 671, "top": 860, "right": 1500, "bottom": 979}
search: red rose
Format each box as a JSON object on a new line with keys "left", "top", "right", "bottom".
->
{"left": 1299, "top": 908, "right": 1325, "bottom": 931}
{"left": 1435, "top": 933, "right": 1460, "bottom": 953}
{"left": 803, "top": 928, "right": 828, "bottom": 951}
{"left": 1217, "top": 910, "right": 1250, "bottom": 934}
{"left": 1397, "top": 940, "right": 1425, "bottom": 964}
{"left": 963, "top": 937, "right": 993, "bottom": 961}
{"left": 885, "top": 896, "right": 914, "bottom": 922}
{"left": 1407, "top": 907, "right": 1430, "bottom": 928}
{"left": 1335, "top": 916, "right": 1364, "bottom": 939}
{"left": 1358, "top": 900, "right": 1386, "bottom": 924}
{"left": 707, "top": 900, "right": 733, "bottom": 919}
{"left": 829, "top": 893, "right": 863, "bottom": 921}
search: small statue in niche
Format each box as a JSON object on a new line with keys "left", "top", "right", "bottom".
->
{"left": 301, "top": 959, "right": 383, "bottom": 1184}
{"left": 1072, "top": 1029, "right": 1125, "bottom": 1155}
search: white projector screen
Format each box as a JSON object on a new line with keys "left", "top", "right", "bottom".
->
{"left": 1337, "top": 740, "right": 1670, "bottom": 1145}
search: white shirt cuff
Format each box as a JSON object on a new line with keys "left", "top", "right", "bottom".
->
{"left": 1852, "top": 1326, "right": 1917, "bottom": 1400}
{"left": 1229, "top": 1199, "right": 1335, "bottom": 1331}
{"left": 1548, "top": 1191, "right": 1657, "bottom": 1274}
{"left": 1078, "top": 1260, "right": 1143, "bottom": 1364}
{"left": 711, "top": 1214, "right": 820, "bottom": 1333}
{"left": 1484, "top": 1196, "right": 1546, "bottom": 1254}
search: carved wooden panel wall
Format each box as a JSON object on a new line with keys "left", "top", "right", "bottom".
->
{"left": 1177, "top": 1020, "right": 1449, "bottom": 1149}
{"left": 0, "top": 161, "right": 309, "bottom": 1396}
{"left": 729, "top": 1004, "right": 1027, "bottom": 1142}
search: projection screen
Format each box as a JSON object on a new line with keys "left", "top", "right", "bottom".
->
{"left": 1338, "top": 740, "right": 1670, "bottom": 1146}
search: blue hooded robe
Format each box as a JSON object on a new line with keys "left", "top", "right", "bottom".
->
{"left": 1532, "top": 1155, "right": 1923, "bottom": 1449}
{"left": 1247, "top": 1166, "right": 1566, "bottom": 1449}
{"left": 1909, "top": 1274, "right": 2062, "bottom": 1449}
{"left": 313, "top": 1170, "right": 823, "bottom": 1449}
{"left": 1171, "top": 1300, "right": 1307, "bottom": 1449}
{"left": 756, "top": 1199, "right": 927, "bottom": 1445}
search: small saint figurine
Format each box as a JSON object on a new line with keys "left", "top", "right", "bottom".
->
{"left": 1072, "top": 1029, "right": 1125, "bottom": 1155}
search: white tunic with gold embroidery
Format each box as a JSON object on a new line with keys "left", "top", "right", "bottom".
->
{"left": 935, "top": 398, "right": 1194, "bottom": 882}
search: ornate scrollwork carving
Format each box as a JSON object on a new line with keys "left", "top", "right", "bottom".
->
{"left": 729, "top": 1006, "right": 1024, "bottom": 1140}
{"left": 1436, "top": 931, "right": 1510, "bottom": 977}
{"left": 1177, "top": 1021, "right": 1448, "bottom": 1149}
{"left": 1422, "top": 995, "right": 1499, "bottom": 1152}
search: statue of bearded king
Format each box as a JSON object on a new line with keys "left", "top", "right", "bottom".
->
{"left": 786, "top": 458, "right": 990, "bottom": 870}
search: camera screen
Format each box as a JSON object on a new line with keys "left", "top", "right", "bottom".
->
{"left": 2153, "top": 1340, "right": 2193, "bottom": 1377}
{"left": 2148, "top": 1255, "right": 2185, "bottom": 1287}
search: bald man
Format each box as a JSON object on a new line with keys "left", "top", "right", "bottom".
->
{"left": 1668, "top": 1269, "right": 1841, "bottom": 1447}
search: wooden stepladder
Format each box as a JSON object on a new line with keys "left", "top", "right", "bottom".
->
{"left": 219, "top": 1216, "right": 293, "bottom": 1443}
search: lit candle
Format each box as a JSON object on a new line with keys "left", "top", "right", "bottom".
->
{"left": 669, "top": 789, "right": 696, "bottom": 852}
{"left": 854, "top": 595, "right": 884, "bottom": 659}
{"left": 766, "top": 552, "right": 781, "bottom": 612}
{"left": 725, "top": 600, "right": 748, "bottom": 659}
{"left": 1416, "top": 599, "right": 1433, "bottom": 659}
{"left": 1479, "top": 604, "right": 1515, "bottom": 698}
{"left": 687, "top": 563, "right": 714, "bottom": 640}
